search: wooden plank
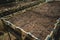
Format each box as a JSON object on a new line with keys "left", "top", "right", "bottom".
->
{"left": 45, "top": 18, "right": 60, "bottom": 40}
{"left": 1, "top": 18, "right": 39, "bottom": 40}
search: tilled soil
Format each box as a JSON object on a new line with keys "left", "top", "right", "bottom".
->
{"left": 3, "top": 1, "right": 60, "bottom": 40}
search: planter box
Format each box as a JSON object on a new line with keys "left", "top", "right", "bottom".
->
{"left": 1, "top": 10, "right": 59, "bottom": 40}
{"left": 0, "top": 1, "right": 41, "bottom": 18}
{"left": 1, "top": 1, "right": 60, "bottom": 40}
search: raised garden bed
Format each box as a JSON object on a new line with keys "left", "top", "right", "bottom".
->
{"left": 0, "top": 1, "right": 41, "bottom": 18}
{"left": 0, "top": 1, "right": 60, "bottom": 40}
